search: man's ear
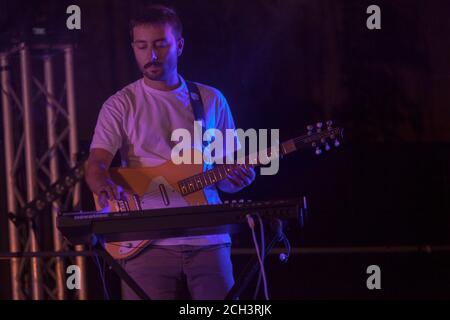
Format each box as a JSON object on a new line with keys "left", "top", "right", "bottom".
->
{"left": 177, "top": 38, "right": 185, "bottom": 56}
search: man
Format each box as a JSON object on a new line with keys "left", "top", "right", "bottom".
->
{"left": 85, "top": 5, "right": 255, "bottom": 300}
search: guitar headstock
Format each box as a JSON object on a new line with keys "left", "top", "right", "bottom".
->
{"left": 303, "top": 120, "right": 343, "bottom": 155}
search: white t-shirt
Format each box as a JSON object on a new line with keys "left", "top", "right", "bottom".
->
{"left": 90, "top": 75, "right": 237, "bottom": 245}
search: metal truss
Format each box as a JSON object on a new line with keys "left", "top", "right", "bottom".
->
{"left": 1, "top": 43, "right": 87, "bottom": 300}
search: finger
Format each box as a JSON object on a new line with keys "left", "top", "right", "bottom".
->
{"left": 238, "top": 166, "right": 254, "bottom": 179}
{"left": 98, "top": 191, "right": 109, "bottom": 208}
{"left": 246, "top": 166, "right": 256, "bottom": 176}
{"left": 98, "top": 187, "right": 111, "bottom": 200}
{"left": 108, "top": 184, "right": 120, "bottom": 200}
{"left": 102, "top": 185, "right": 114, "bottom": 200}
{"left": 119, "top": 190, "right": 129, "bottom": 201}
{"left": 227, "top": 167, "right": 247, "bottom": 185}
{"left": 226, "top": 175, "right": 243, "bottom": 187}
{"left": 233, "top": 169, "right": 249, "bottom": 185}
{"left": 114, "top": 184, "right": 131, "bottom": 201}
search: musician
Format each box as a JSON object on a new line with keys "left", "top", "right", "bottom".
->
{"left": 85, "top": 5, "right": 255, "bottom": 300}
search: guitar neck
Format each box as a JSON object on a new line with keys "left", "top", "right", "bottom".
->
{"left": 178, "top": 145, "right": 285, "bottom": 196}
{"left": 177, "top": 126, "right": 343, "bottom": 196}
{"left": 178, "top": 162, "right": 254, "bottom": 196}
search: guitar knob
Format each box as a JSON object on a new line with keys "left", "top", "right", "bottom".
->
{"left": 307, "top": 125, "right": 314, "bottom": 131}
{"left": 334, "top": 139, "right": 340, "bottom": 147}
{"left": 315, "top": 147, "right": 322, "bottom": 155}
{"left": 325, "top": 143, "right": 331, "bottom": 151}
{"left": 326, "top": 120, "right": 333, "bottom": 127}
{"left": 239, "top": 199, "right": 244, "bottom": 203}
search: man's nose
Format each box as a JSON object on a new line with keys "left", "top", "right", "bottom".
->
{"left": 150, "top": 49, "right": 158, "bottom": 62}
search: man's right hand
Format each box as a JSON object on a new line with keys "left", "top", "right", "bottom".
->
{"left": 85, "top": 148, "right": 126, "bottom": 209}
{"left": 95, "top": 178, "right": 125, "bottom": 209}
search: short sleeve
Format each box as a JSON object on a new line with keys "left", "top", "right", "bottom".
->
{"left": 214, "top": 91, "right": 241, "bottom": 158}
{"left": 215, "top": 91, "right": 236, "bottom": 131}
{"left": 89, "top": 101, "right": 124, "bottom": 156}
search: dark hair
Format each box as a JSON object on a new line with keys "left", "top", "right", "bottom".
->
{"left": 129, "top": 5, "right": 183, "bottom": 40}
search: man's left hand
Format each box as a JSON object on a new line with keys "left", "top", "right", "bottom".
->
{"left": 216, "top": 165, "right": 256, "bottom": 193}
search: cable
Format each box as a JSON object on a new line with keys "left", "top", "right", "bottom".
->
{"left": 92, "top": 251, "right": 111, "bottom": 300}
{"left": 279, "top": 233, "right": 292, "bottom": 263}
{"left": 246, "top": 214, "right": 269, "bottom": 300}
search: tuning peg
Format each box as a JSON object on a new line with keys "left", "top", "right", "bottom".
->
{"left": 325, "top": 143, "right": 331, "bottom": 151}
{"left": 334, "top": 139, "right": 340, "bottom": 147}
{"left": 326, "top": 120, "right": 333, "bottom": 127}
{"left": 239, "top": 199, "right": 244, "bottom": 203}
{"left": 315, "top": 147, "right": 322, "bottom": 155}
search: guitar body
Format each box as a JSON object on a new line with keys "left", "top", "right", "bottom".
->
{"left": 93, "top": 150, "right": 208, "bottom": 260}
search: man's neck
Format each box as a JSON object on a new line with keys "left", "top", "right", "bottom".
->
{"left": 143, "top": 73, "right": 181, "bottom": 91}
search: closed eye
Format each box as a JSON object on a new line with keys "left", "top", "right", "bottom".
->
{"left": 133, "top": 41, "right": 148, "bottom": 50}
{"left": 154, "top": 40, "right": 169, "bottom": 48}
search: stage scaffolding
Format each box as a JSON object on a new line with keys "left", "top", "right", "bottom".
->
{"left": 0, "top": 42, "right": 87, "bottom": 300}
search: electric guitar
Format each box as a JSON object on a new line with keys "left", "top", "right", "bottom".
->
{"left": 93, "top": 121, "right": 343, "bottom": 260}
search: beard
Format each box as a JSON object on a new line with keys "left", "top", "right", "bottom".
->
{"left": 141, "top": 54, "right": 178, "bottom": 82}
{"left": 143, "top": 69, "right": 164, "bottom": 81}
{"left": 142, "top": 64, "right": 166, "bottom": 81}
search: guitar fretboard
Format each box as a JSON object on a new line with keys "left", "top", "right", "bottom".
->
{"left": 178, "top": 163, "right": 254, "bottom": 196}
{"left": 177, "top": 148, "right": 278, "bottom": 196}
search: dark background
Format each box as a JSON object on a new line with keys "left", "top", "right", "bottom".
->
{"left": 0, "top": 0, "right": 449, "bottom": 299}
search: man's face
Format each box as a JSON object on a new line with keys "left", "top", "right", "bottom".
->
{"left": 131, "top": 23, "right": 184, "bottom": 82}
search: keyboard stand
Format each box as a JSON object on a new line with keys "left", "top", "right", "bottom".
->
{"left": 91, "top": 234, "right": 151, "bottom": 300}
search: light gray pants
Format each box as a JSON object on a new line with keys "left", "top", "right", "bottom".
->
{"left": 120, "top": 243, "right": 234, "bottom": 300}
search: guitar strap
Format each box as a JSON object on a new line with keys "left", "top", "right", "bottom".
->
{"left": 186, "top": 80, "right": 209, "bottom": 149}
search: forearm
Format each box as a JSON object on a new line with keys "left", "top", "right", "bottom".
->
{"left": 85, "top": 160, "right": 111, "bottom": 195}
